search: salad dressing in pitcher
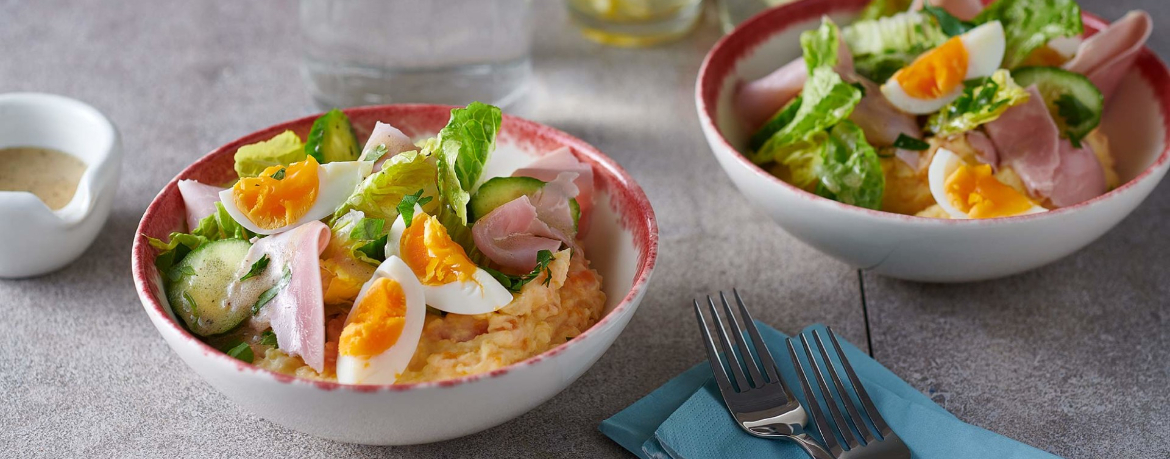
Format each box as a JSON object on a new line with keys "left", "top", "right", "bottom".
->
{"left": 0, "top": 147, "right": 87, "bottom": 210}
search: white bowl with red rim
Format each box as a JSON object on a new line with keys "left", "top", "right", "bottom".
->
{"left": 131, "top": 105, "right": 658, "bottom": 445}
{"left": 697, "top": 0, "right": 1170, "bottom": 282}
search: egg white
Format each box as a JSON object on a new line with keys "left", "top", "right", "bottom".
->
{"left": 335, "top": 255, "right": 426, "bottom": 385}
{"left": 219, "top": 160, "right": 372, "bottom": 235}
{"left": 881, "top": 21, "right": 1006, "bottom": 115}
{"left": 928, "top": 148, "right": 1046, "bottom": 219}
{"left": 385, "top": 206, "right": 514, "bottom": 315}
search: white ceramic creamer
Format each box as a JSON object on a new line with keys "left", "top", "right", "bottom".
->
{"left": 0, "top": 93, "right": 122, "bottom": 278}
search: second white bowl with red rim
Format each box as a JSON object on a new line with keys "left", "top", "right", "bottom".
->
{"left": 696, "top": 0, "right": 1170, "bottom": 282}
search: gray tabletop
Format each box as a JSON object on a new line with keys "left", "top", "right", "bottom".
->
{"left": 2, "top": 1, "right": 1167, "bottom": 457}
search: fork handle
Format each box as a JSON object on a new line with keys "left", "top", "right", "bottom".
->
{"left": 790, "top": 434, "right": 835, "bottom": 459}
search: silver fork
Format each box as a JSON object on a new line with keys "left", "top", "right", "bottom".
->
{"left": 694, "top": 290, "right": 833, "bottom": 459}
{"left": 788, "top": 327, "right": 910, "bottom": 458}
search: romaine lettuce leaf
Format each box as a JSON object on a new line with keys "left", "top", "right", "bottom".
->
{"left": 857, "top": 0, "right": 913, "bottom": 21}
{"left": 801, "top": 18, "right": 842, "bottom": 70}
{"left": 843, "top": 11, "right": 947, "bottom": 81}
{"left": 330, "top": 150, "right": 439, "bottom": 223}
{"left": 233, "top": 130, "right": 307, "bottom": 178}
{"left": 191, "top": 202, "right": 255, "bottom": 241}
{"left": 974, "top": 0, "right": 1083, "bottom": 68}
{"left": 751, "top": 66, "right": 863, "bottom": 188}
{"left": 148, "top": 202, "right": 256, "bottom": 280}
{"left": 927, "top": 69, "right": 1030, "bottom": 136}
{"left": 815, "top": 120, "right": 885, "bottom": 210}
{"left": 435, "top": 102, "right": 503, "bottom": 225}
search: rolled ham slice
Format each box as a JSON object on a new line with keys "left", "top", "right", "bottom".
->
{"left": 177, "top": 180, "right": 224, "bottom": 231}
{"left": 985, "top": 86, "right": 1062, "bottom": 198}
{"left": 1064, "top": 11, "right": 1153, "bottom": 102}
{"left": 848, "top": 77, "right": 923, "bottom": 146}
{"left": 910, "top": 0, "right": 983, "bottom": 21}
{"left": 966, "top": 130, "right": 999, "bottom": 169}
{"left": 363, "top": 122, "right": 416, "bottom": 171}
{"left": 513, "top": 147, "right": 595, "bottom": 235}
{"left": 472, "top": 196, "right": 565, "bottom": 272}
{"left": 1049, "top": 139, "right": 1107, "bottom": 207}
{"left": 225, "top": 221, "right": 330, "bottom": 372}
{"left": 735, "top": 31, "right": 856, "bottom": 132}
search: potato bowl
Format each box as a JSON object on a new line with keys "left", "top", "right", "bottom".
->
{"left": 697, "top": 0, "right": 1170, "bottom": 282}
{"left": 131, "top": 105, "right": 658, "bottom": 445}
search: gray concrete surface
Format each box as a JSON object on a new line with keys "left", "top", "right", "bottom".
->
{"left": 0, "top": 0, "right": 1164, "bottom": 458}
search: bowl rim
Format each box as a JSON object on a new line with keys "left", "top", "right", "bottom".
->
{"left": 131, "top": 103, "right": 659, "bottom": 393}
{"left": 696, "top": 0, "right": 1170, "bottom": 226}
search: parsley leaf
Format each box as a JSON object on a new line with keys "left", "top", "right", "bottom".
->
{"left": 356, "top": 234, "right": 388, "bottom": 263}
{"left": 349, "top": 218, "right": 385, "bottom": 241}
{"left": 923, "top": 5, "right": 975, "bottom": 36}
{"left": 892, "top": 134, "right": 930, "bottom": 151}
{"left": 1055, "top": 93, "right": 1094, "bottom": 138}
{"left": 397, "top": 189, "right": 434, "bottom": 228}
{"left": 360, "top": 143, "right": 389, "bottom": 163}
{"left": 225, "top": 341, "right": 254, "bottom": 363}
{"left": 251, "top": 266, "right": 291, "bottom": 316}
{"left": 270, "top": 168, "right": 286, "bottom": 180}
{"left": 239, "top": 255, "right": 269, "bottom": 281}
{"left": 260, "top": 330, "right": 278, "bottom": 348}
{"left": 483, "top": 250, "right": 557, "bottom": 293}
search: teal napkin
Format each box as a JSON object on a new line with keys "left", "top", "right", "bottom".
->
{"left": 600, "top": 324, "right": 1062, "bottom": 459}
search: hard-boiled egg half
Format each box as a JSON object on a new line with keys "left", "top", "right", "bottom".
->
{"left": 881, "top": 21, "right": 1005, "bottom": 114}
{"left": 336, "top": 256, "right": 425, "bottom": 385}
{"left": 385, "top": 207, "right": 513, "bottom": 315}
{"left": 928, "top": 148, "right": 1046, "bottom": 219}
{"left": 219, "top": 157, "right": 372, "bottom": 235}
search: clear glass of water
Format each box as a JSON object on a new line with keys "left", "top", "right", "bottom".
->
{"left": 565, "top": 0, "right": 704, "bottom": 47}
{"left": 299, "top": 0, "right": 533, "bottom": 108}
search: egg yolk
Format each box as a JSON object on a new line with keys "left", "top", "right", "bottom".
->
{"left": 399, "top": 215, "right": 477, "bottom": 285}
{"left": 231, "top": 157, "right": 320, "bottom": 230}
{"left": 895, "top": 36, "right": 969, "bottom": 100}
{"left": 339, "top": 277, "right": 407, "bottom": 358}
{"left": 944, "top": 164, "right": 1035, "bottom": 219}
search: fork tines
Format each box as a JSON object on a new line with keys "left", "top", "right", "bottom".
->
{"left": 693, "top": 290, "right": 788, "bottom": 395}
{"left": 787, "top": 327, "right": 893, "bottom": 455}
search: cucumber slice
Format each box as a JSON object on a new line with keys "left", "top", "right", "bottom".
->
{"left": 305, "top": 109, "right": 360, "bottom": 163}
{"left": 166, "top": 239, "right": 252, "bottom": 336}
{"left": 1011, "top": 67, "right": 1103, "bottom": 144}
{"left": 469, "top": 176, "right": 580, "bottom": 230}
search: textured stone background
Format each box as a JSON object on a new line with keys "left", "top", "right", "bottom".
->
{"left": 0, "top": 0, "right": 1165, "bottom": 457}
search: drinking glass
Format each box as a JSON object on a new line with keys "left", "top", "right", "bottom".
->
{"left": 565, "top": 0, "right": 704, "bottom": 47}
{"left": 299, "top": 0, "right": 533, "bottom": 108}
{"left": 716, "top": 0, "right": 798, "bottom": 33}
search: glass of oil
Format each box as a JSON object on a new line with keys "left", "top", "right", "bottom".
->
{"left": 565, "top": 0, "right": 704, "bottom": 47}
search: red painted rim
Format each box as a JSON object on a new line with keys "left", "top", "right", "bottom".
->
{"left": 696, "top": 1, "right": 1170, "bottom": 226}
{"left": 131, "top": 104, "right": 659, "bottom": 393}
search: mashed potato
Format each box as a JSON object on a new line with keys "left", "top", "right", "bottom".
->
{"left": 250, "top": 251, "right": 606, "bottom": 383}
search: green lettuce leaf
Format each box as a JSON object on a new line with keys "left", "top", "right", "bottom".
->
{"left": 329, "top": 210, "right": 385, "bottom": 266}
{"left": 191, "top": 202, "right": 255, "bottom": 241}
{"left": 148, "top": 202, "right": 256, "bottom": 279}
{"left": 233, "top": 130, "right": 307, "bottom": 178}
{"left": 801, "top": 18, "right": 842, "bottom": 70}
{"left": 435, "top": 102, "right": 503, "bottom": 225}
{"left": 857, "top": 0, "right": 914, "bottom": 21}
{"left": 751, "top": 67, "right": 863, "bottom": 188}
{"left": 749, "top": 95, "right": 802, "bottom": 152}
{"left": 331, "top": 150, "right": 438, "bottom": 223}
{"left": 974, "top": 0, "right": 1083, "bottom": 68}
{"left": 843, "top": 11, "right": 947, "bottom": 81}
{"left": 815, "top": 121, "right": 884, "bottom": 210}
{"left": 927, "top": 69, "right": 1030, "bottom": 136}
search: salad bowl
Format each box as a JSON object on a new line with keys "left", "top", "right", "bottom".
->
{"left": 697, "top": 0, "right": 1170, "bottom": 282}
{"left": 131, "top": 105, "right": 658, "bottom": 444}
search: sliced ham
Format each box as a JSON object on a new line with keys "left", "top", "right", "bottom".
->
{"left": 910, "top": 0, "right": 983, "bottom": 21}
{"left": 513, "top": 147, "right": 595, "bottom": 236}
{"left": 177, "top": 180, "right": 223, "bottom": 231}
{"left": 1064, "top": 11, "right": 1152, "bottom": 102}
{"left": 528, "top": 172, "right": 580, "bottom": 241}
{"left": 735, "top": 33, "right": 855, "bottom": 132}
{"left": 984, "top": 86, "right": 1062, "bottom": 197}
{"left": 363, "top": 122, "right": 416, "bottom": 171}
{"left": 1049, "top": 139, "right": 1107, "bottom": 207}
{"left": 472, "top": 196, "right": 565, "bottom": 272}
{"left": 966, "top": 130, "right": 999, "bottom": 169}
{"left": 848, "top": 77, "right": 923, "bottom": 146}
{"left": 225, "top": 221, "right": 330, "bottom": 372}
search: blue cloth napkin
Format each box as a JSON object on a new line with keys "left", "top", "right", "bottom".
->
{"left": 600, "top": 324, "right": 1062, "bottom": 459}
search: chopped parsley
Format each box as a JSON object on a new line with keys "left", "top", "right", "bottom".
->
{"left": 355, "top": 234, "right": 388, "bottom": 262}
{"left": 397, "top": 189, "right": 434, "bottom": 227}
{"left": 251, "top": 266, "right": 291, "bottom": 316}
{"left": 259, "top": 330, "right": 278, "bottom": 348}
{"left": 483, "top": 249, "right": 557, "bottom": 293}
{"left": 225, "top": 341, "right": 254, "bottom": 363}
{"left": 923, "top": 5, "right": 975, "bottom": 36}
{"left": 892, "top": 134, "right": 931, "bottom": 151}
{"left": 360, "top": 143, "right": 389, "bottom": 163}
{"left": 270, "top": 168, "right": 286, "bottom": 180}
{"left": 239, "top": 255, "right": 270, "bottom": 281}
{"left": 183, "top": 291, "right": 199, "bottom": 319}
